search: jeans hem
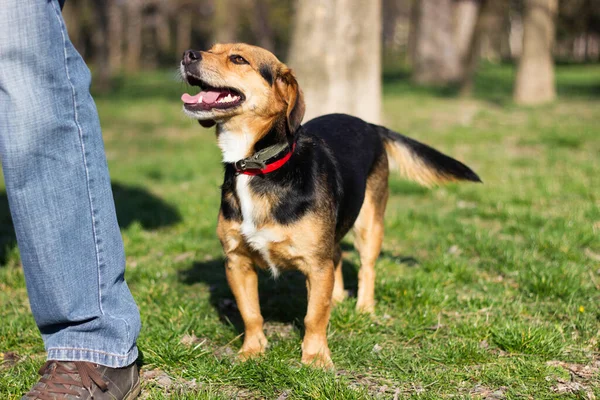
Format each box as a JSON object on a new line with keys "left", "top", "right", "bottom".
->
{"left": 46, "top": 346, "right": 138, "bottom": 368}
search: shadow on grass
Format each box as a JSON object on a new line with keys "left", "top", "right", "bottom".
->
{"left": 180, "top": 256, "right": 363, "bottom": 335}
{"left": 0, "top": 193, "right": 14, "bottom": 267}
{"left": 180, "top": 245, "right": 418, "bottom": 334}
{"left": 0, "top": 182, "right": 181, "bottom": 266}
{"left": 340, "top": 242, "right": 419, "bottom": 267}
{"left": 111, "top": 182, "right": 181, "bottom": 229}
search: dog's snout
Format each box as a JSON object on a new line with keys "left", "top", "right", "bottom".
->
{"left": 183, "top": 50, "right": 202, "bottom": 66}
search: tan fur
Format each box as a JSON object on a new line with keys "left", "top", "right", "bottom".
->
{"left": 331, "top": 245, "right": 346, "bottom": 304}
{"left": 217, "top": 209, "right": 336, "bottom": 367}
{"left": 353, "top": 154, "right": 389, "bottom": 313}
{"left": 187, "top": 43, "right": 301, "bottom": 157}
{"left": 384, "top": 140, "right": 460, "bottom": 187}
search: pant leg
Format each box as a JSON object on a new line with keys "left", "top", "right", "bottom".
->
{"left": 0, "top": 0, "right": 140, "bottom": 367}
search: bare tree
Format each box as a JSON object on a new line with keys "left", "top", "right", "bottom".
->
{"left": 513, "top": 0, "right": 558, "bottom": 104}
{"left": 247, "top": 0, "right": 275, "bottom": 52}
{"left": 458, "top": 0, "right": 508, "bottom": 96}
{"left": 288, "top": 0, "right": 382, "bottom": 124}
{"left": 154, "top": 0, "right": 172, "bottom": 55}
{"left": 213, "top": 0, "right": 240, "bottom": 44}
{"left": 62, "top": 0, "right": 85, "bottom": 55}
{"left": 455, "top": 0, "right": 481, "bottom": 62}
{"left": 176, "top": 12, "right": 193, "bottom": 53}
{"left": 125, "top": 0, "right": 144, "bottom": 72}
{"left": 108, "top": 0, "right": 125, "bottom": 72}
{"left": 91, "top": 0, "right": 112, "bottom": 92}
{"left": 411, "top": 0, "right": 461, "bottom": 85}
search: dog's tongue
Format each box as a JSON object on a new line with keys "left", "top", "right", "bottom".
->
{"left": 181, "top": 89, "right": 222, "bottom": 104}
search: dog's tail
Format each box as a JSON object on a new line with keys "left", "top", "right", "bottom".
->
{"left": 377, "top": 126, "right": 482, "bottom": 187}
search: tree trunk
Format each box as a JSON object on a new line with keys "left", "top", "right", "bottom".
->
{"left": 288, "top": 0, "right": 382, "bottom": 124}
{"left": 248, "top": 0, "right": 275, "bottom": 52}
{"left": 454, "top": 0, "right": 480, "bottom": 62}
{"left": 125, "top": 0, "right": 143, "bottom": 72}
{"left": 382, "top": 0, "right": 402, "bottom": 49}
{"left": 91, "top": 0, "right": 112, "bottom": 93}
{"left": 108, "top": 0, "right": 124, "bottom": 72}
{"left": 213, "top": 0, "right": 240, "bottom": 43}
{"left": 458, "top": 0, "right": 508, "bottom": 96}
{"left": 411, "top": 0, "right": 461, "bottom": 85}
{"left": 513, "top": 0, "right": 558, "bottom": 105}
{"left": 176, "top": 12, "right": 193, "bottom": 53}
{"left": 154, "top": 1, "right": 172, "bottom": 55}
{"left": 62, "top": 0, "right": 86, "bottom": 57}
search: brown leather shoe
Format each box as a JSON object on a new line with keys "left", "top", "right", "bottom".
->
{"left": 22, "top": 360, "right": 141, "bottom": 400}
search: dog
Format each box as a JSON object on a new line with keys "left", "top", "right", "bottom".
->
{"left": 180, "top": 43, "right": 481, "bottom": 368}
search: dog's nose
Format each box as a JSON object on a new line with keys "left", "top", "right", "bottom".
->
{"left": 183, "top": 50, "right": 201, "bottom": 65}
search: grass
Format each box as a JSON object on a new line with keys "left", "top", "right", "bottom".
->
{"left": 1, "top": 62, "right": 599, "bottom": 399}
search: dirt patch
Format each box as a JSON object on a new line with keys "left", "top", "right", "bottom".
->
{"left": 0, "top": 351, "right": 19, "bottom": 369}
{"left": 264, "top": 322, "right": 295, "bottom": 340}
{"left": 337, "top": 370, "right": 405, "bottom": 398}
{"left": 179, "top": 333, "right": 236, "bottom": 360}
{"left": 546, "top": 359, "right": 600, "bottom": 399}
{"left": 547, "top": 360, "right": 600, "bottom": 380}
{"left": 141, "top": 369, "right": 260, "bottom": 400}
{"left": 470, "top": 384, "right": 508, "bottom": 399}
{"left": 139, "top": 368, "right": 200, "bottom": 399}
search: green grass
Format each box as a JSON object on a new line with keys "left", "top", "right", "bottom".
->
{"left": 1, "top": 63, "right": 599, "bottom": 399}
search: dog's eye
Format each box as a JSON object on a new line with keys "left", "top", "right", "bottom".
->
{"left": 230, "top": 55, "right": 249, "bottom": 65}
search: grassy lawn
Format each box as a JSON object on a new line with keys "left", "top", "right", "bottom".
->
{"left": 1, "top": 63, "right": 599, "bottom": 399}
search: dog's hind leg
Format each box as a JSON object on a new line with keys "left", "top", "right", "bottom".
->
{"left": 332, "top": 244, "right": 346, "bottom": 304}
{"left": 302, "top": 260, "right": 335, "bottom": 368}
{"left": 353, "top": 156, "right": 389, "bottom": 313}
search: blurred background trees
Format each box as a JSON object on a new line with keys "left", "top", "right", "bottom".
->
{"left": 63, "top": 0, "right": 599, "bottom": 106}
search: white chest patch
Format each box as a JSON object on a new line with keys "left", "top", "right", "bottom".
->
{"left": 218, "top": 129, "right": 253, "bottom": 163}
{"left": 236, "top": 175, "right": 282, "bottom": 277}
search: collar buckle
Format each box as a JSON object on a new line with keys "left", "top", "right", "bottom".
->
{"left": 234, "top": 158, "right": 266, "bottom": 171}
{"left": 234, "top": 142, "right": 295, "bottom": 175}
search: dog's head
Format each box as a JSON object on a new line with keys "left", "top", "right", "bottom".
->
{"left": 180, "top": 43, "right": 305, "bottom": 134}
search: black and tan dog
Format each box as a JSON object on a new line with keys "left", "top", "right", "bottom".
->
{"left": 180, "top": 43, "right": 480, "bottom": 368}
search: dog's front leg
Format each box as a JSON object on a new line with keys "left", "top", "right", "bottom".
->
{"left": 225, "top": 253, "right": 268, "bottom": 359}
{"left": 302, "top": 260, "right": 335, "bottom": 368}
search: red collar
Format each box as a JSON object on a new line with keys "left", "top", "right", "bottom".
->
{"left": 235, "top": 143, "right": 296, "bottom": 176}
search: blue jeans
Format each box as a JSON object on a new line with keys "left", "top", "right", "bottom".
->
{"left": 0, "top": 0, "right": 140, "bottom": 367}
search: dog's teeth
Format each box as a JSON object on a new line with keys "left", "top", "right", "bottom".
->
{"left": 214, "top": 93, "right": 239, "bottom": 104}
{"left": 197, "top": 96, "right": 203, "bottom": 104}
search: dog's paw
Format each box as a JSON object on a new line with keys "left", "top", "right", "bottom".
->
{"left": 356, "top": 300, "right": 375, "bottom": 314}
{"left": 238, "top": 334, "right": 268, "bottom": 361}
{"left": 301, "top": 352, "right": 334, "bottom": 369}
{"left": 332, "top": 289, "right": 348, "bottom": 305}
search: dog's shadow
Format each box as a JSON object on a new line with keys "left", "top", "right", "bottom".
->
{"left": 179, "top": 244, "right": 418, "bottom": 334}
{"left": 180, "top": 258, "right": 357, "bottom": 333}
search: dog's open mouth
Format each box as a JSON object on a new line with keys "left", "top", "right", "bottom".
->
{"left": 182, "top": 75, "right": 244, "bottom": 111}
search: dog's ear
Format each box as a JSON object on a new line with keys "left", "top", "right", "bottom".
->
{"left": 198, "top": 119, "right": 216, "bottom": 128}
{"left": 276, "top": 67, "right": 305, "bottom": 133}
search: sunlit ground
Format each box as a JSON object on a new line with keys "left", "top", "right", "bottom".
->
{"left": 1, "top": 63, "right": 599, "bottom": 399}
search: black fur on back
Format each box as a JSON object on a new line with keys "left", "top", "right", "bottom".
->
{"left": 220, "top": 113, "right": 480, "bottom": 242}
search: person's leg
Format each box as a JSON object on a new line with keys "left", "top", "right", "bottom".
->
{"left": 0, "top": 0, "right": 140, "bottom": 368}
